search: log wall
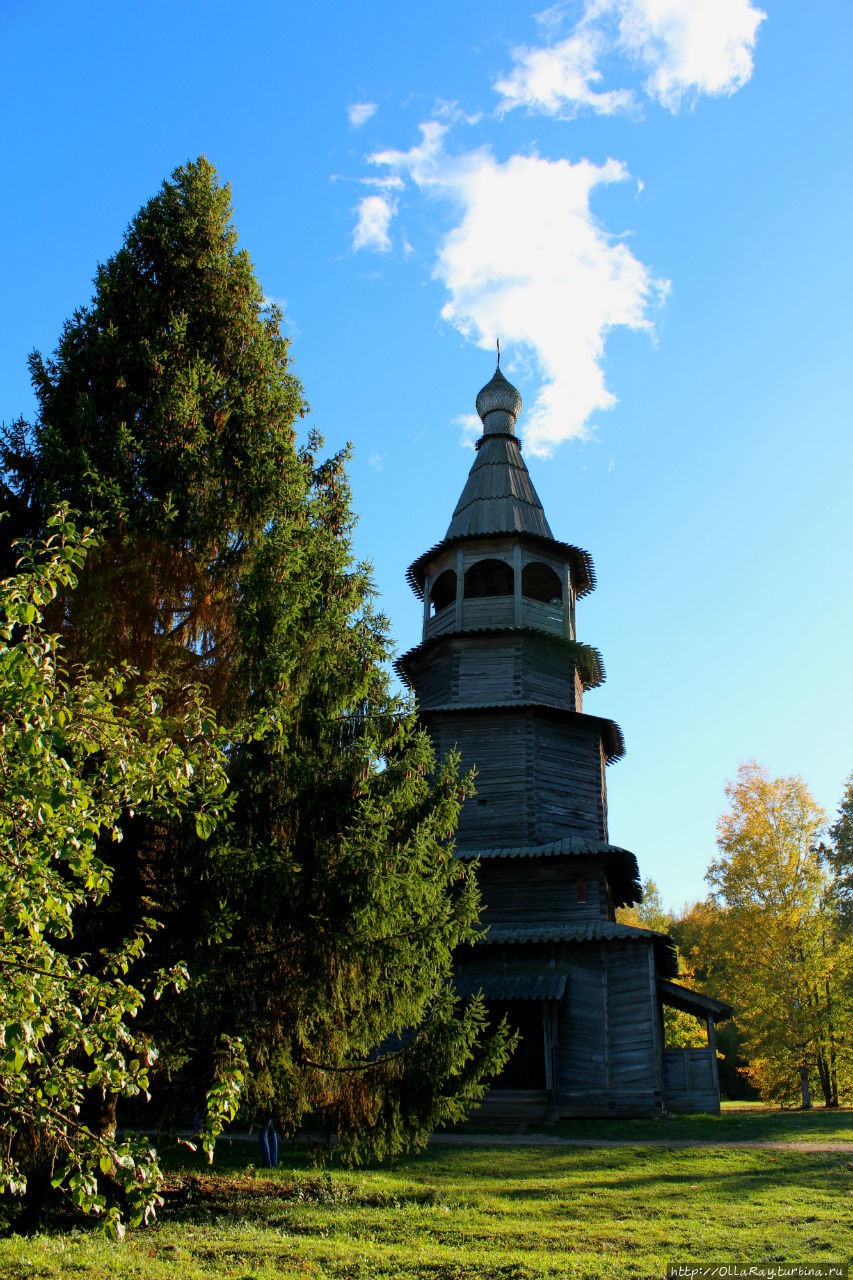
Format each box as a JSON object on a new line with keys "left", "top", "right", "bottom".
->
{"left": 533, "top": 719, "right": 607, "bottom": 842}
{"left": 412, "top": 632, "right": 580, "bottom": 712}
{"left": 478, "top": 859, "right": 607, "bottom": 927}
{"left": 605, "top": 942, "right": 660, "bottom": 1094}
{"left": 427, "top": 710, "right": 608, "bottom": 848}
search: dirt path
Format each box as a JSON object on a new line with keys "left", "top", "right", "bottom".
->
{"left": 218, "top": 1130, "right": 853, "bottom": 1153}
{"left": 429, "top": 1134, "right": 853, "bottom": 1152}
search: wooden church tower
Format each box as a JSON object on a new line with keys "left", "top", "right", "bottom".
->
{"left": 398, "top": 360, "right": 730, "bottom": 1120}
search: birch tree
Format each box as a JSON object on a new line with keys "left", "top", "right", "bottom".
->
{"left": 708, "top": 762, "right": 852, "bottom": 1107}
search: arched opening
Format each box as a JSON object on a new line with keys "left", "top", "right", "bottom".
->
{"left": 522, "top": 561, "right": 562, "bottom": 605}
{"left": 430, "top": 568, "right": 457, "bottom": 615}
{"left": 464, "top": 558, "right": 513, "bottom": 599}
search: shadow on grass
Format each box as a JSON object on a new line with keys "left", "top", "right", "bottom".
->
{"left": 157, "top": 1165, "right": 457, "bottom": 1231}
{"left": 153, "top": 1138, "right": 852, "bottom": 1232}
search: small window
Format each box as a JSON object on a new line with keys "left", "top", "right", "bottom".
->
{"left": 430, "top": 569, "right": 457, "bottom": 615}
{"left": 464, "top": 558, "right": 513, "bottom": 599}
{"left": 576, "top": 877, "right": 586, "bottom": 904}
{"left": 522, "top": 561, "right": 562, "bottom": 605}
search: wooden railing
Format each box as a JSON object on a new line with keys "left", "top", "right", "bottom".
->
{"left": 662, "top": 1047, "right": 720, "bottom": 1113}
{"left": 425, "top": 596, "right": 566, "bottom": 640}
{"left": 521, "top": 598, "right": 563, "bottom": 636}
{"left": 426, "top": 603, "right": 456, "bottom": 638}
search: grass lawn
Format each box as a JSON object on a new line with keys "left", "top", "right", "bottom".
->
{"left": 1, "top": 1113, "right": 850, "bottom": 1279}
{"left": 540, "top": 1104, "right": 853, "bottom": 1145}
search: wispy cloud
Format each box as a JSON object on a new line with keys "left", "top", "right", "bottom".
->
{"left": 495, "top": 24, "right": 637, "bottom": 118}
{"left": 454, "top": 413, "right": 482, "bottom": 449}
{"left": 347, "top": 101, "right": 378, "bottom": 128}
{"left": 496, "top": 0, "right": 766, "bottom": 116}
{"left": 370, "top": 125, "right": 667, "bottom": 455}
{"left": 359, "top": 175, "right": 405, "bottom": 190}
{"left": 262, "top": 295, "right": 299, "bottom": 337}
{"left": 352, "top": 194, "right": 394, "bottom": 252}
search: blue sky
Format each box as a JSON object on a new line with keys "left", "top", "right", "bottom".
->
{"left": 2, "top": 0, "right": 851, "bottom": 909}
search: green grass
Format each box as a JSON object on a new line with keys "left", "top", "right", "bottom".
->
{"left": 2, "top": 1119, "right": 851, "bottom": 1279}
{"left": 539, "top": 1104, "right": 853, "bottom": 1144}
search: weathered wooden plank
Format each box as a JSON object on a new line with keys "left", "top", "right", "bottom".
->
{"left": 426, "top": 604, "right": 456, "bottom": 639}
{"left": 521, "top": 597, "right": 563, "bottom": 635}
{"left": 533, "top": 719, "right": 607, "bottom": 842}
{"left": 462, "top": 598, "right": 514, "bottom": 628}
{"left": 477, "top": 861, "right": 606, "bottom": 927}
{"left": 557, "top": 953, "right": 608, "bottom": 1089}
{"left": 468, "top": 1089, "right": 549, "bottom": 1125}
{"left": 663, "top": 1049, "right": 721, "bottom": 1113}
{"left": 603, "top": 942, "right": 657, "bottom": 1090}
{"left": 647, "top": 941, "right": 664, "bottom": 1096}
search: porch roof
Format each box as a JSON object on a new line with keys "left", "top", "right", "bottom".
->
{"left": 659, "top": 979, "right": 733, "bottom": 1022}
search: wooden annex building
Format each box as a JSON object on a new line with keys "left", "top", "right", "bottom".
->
{"left": 397, "top": 362, "right": 731, "bottom": 1121}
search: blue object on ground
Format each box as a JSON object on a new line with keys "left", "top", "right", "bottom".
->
{"left": 259, "top": 1120, "right": 278, "bottom": 1168}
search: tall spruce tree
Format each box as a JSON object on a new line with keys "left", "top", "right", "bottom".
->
{"left": 1, "top": 158, "right": 510, "bottom": 1158}
{"left": 828, "top": 773, "right": 853, "bottom": 926}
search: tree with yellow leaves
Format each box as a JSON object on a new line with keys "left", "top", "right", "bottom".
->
{"left": 708, "top": 762, "right": 852, "bottom": 1107}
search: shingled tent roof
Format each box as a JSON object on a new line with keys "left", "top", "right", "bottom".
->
{"left": 406, "top": 364, "right": 596, "bottom": 597}
{"left": 446, "top": 433, "right": 553, "bottom": 539}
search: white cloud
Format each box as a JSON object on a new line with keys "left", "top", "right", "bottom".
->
{"left": 495, "top": 26, "right": 637, "bottom": 117}
{"left": 616, "top": 0, "right": 766, "bottom": 110}
{"left": 347, "top": 101, "right": 378, "bottom": 128}
{"left": 454, "top": 413, "right": 482, "bottom": 449}
{"left": 352, "top": 194, "right": 394, "bottom": 253}
{"left": 359, "top": 175, "right": 405, "bottom": 190}
{"left": 496, "top": 0, "right": 765, "bottom": 116}
{"left": 368, "top": 452, "right": 384, "bottom": 470}
{"left": 370, "top": 126, "right": 668, "bottom": 455}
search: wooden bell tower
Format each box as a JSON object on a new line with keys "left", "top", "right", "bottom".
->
{"left": 397, "top": 361, "right": 730, "bottom": 1120}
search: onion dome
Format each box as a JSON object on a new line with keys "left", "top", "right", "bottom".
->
{"left": 476, "top": 366, "right": 522, "bottom": 436}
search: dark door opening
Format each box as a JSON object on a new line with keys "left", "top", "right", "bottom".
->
{"left": 488, "top": 1001, "right": 546, "bottom": 1089}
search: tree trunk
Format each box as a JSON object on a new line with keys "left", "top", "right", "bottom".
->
{"left": 81, "top": 1087, "right": 118, "bottom": 1140}
{"left": 798, "top": 1062, "right": 812, "bottom": 1110}
{"left": 824, "top": 976, "right": 839, "bottom": 1108}
{"left": 816, "top": 1049, "right": 833, "bottom": 1108}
